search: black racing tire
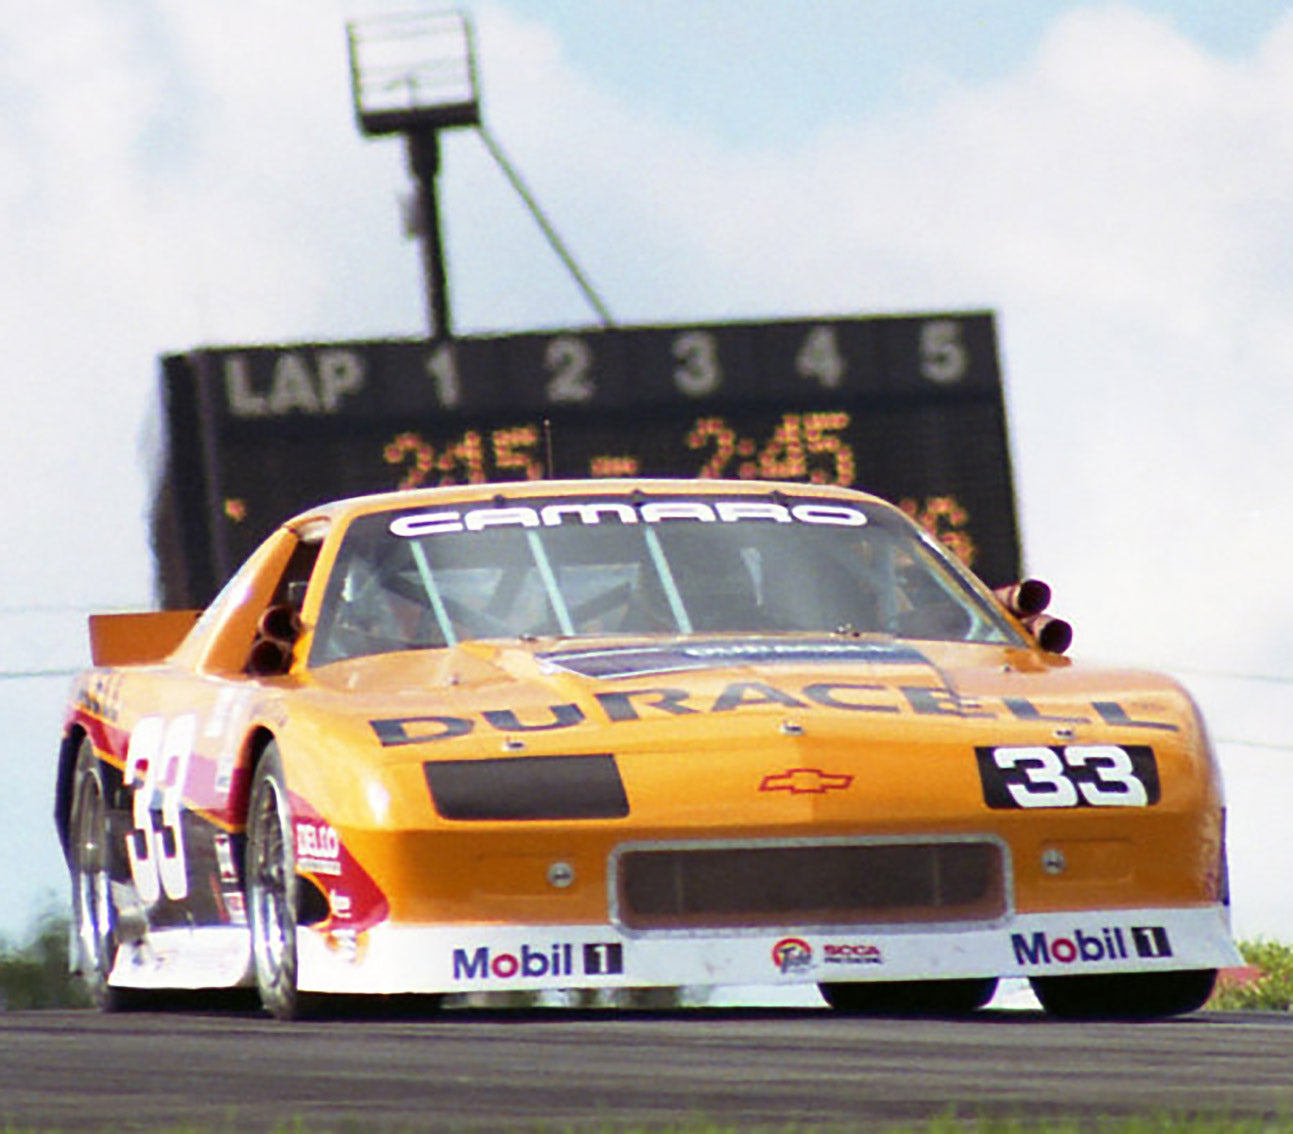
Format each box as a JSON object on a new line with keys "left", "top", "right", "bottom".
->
{"left": 1030, "top": 969, "right": 1217, "bottom": 1020}
{"left": 820, "top": 977, "right": 999, "bottom": 1016}
{"left": 68, "top": 738, "right": 145, "bottom": 1011}
{"left": 246, "top": 742, "right": 318, "bottom": 1021}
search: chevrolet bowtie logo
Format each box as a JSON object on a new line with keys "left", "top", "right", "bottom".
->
{"left": 759, "top": 768, "right": 854, "bottom": 794}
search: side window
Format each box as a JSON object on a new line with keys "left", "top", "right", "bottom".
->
{"left": 276, "top": 539, "right": 323, "bottom": 610}
{"left": 311, "top": 523, "right": 456, "bottom": 664}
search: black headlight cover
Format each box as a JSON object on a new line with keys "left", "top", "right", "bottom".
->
{"left": 424, "top": 753, "right": 630, "bottom": 821}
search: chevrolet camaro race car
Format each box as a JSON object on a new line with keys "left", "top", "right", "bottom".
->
{"left": 55, "top": 479, "right": 1238, "bottom": 1020}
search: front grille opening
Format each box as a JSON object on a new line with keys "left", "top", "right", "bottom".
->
{"left": 616, "top": 839, "right": 1006, "bottom": 930}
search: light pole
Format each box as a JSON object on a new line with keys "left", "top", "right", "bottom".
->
{"left": 346, "top": 11, "right": 480, "bottom": 340}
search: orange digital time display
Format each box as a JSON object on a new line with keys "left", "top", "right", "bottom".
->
{"left": 156, "top": 312, "right": 1019, "bottom": 606}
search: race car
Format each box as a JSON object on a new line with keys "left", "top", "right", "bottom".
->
{"left": 55, "top": 478, "right": 1238, "bottom": 1019}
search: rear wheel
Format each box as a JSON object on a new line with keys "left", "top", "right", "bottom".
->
{"left": 1030, "top": 969, "right": 1217, "bottom": 1019}
{"left": 246, "top": 743, "right": 315, "bottom": 1020}
{"left": 820, "top": 977, "right": 998, "bottom": 1016}
{"left": 68, "top": 739, "right": 142, "bottom": 1011}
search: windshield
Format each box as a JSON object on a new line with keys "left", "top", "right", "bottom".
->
{"left": 309, "top": 493, "right": 1020, "bottom": 664}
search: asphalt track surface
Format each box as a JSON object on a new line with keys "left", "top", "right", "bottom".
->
{"left": 4, "top": 1002, "right": 1293, "bottom": 1130}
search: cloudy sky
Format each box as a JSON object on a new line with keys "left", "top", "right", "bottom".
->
{"left": 2, "top": 0, "right": 1292, "bottom": 944}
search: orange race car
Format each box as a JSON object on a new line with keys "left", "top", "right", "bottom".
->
{"left": 55, "top": 479, "right": 1238, "bottom": 1019}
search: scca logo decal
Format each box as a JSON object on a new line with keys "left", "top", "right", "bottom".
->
{"left": 823, "top": 942, "right": 883, "bottom": 965}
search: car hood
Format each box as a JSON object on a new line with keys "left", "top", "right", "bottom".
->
{"left": 274, "top": 632, "right": 1216, "bottom": 840}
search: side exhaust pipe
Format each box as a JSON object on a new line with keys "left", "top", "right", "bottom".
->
{"left": 1021, "top": 612, "right": 1073, "bottom": 655}
{"left": 994, "top": 580, "right": 1072, "bottom": 654}
{"left": 247, "top": 603, "right": 302, "bottom": 676}
{"left": 993, "top": 579, "right": 1052, "bottom": 617}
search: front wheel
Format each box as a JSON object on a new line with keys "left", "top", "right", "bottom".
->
{"left": 246, "top": 743, "right": 315, "bottom": 1020}
{"left": 1030, "top": 969, "right": 1217, "bottom": 1019}
{"left": 820, "top": 977, "right": 998, "bottom": 1016}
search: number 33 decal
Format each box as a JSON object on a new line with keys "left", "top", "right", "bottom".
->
{"left": 124, "top": 714, "right": 196, "bottom": 904}
{"left": 976, "top": 744, "right": 1160, "bottom": 809}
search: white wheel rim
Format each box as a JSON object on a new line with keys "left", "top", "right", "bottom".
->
{"left": 249, "top": 774, "right": 296, "bottom": 1010}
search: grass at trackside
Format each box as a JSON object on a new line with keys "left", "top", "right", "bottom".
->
{"left": 1206, "top": 939, "right": 1293, "bottom": 1012}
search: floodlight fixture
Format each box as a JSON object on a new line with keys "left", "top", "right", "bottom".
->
{"left": 345, "top": 10, "right": 612, "bottom": 339}
{"left": 347, "top": 10, "right": 482, "bottom": 338}
{"left": 347, "top": 10, "right": 480, "bottom": 137}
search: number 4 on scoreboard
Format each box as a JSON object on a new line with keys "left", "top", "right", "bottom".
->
{"left": 795, "top": 325, "right": 846, "bottom": 389}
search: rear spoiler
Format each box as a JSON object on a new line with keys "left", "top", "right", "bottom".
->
{"left": 88, "top": 611, "right": 202, "bottom": 667}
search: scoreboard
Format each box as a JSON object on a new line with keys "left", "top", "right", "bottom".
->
{"left": 154, "top": 311, "right": 1020, "bottom": 607}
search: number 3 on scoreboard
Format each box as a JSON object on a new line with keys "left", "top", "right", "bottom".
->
{"left": 672, "top": 330, "right": 722, "bottom": 396}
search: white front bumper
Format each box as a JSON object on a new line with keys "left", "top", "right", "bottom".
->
{"left": 296, "top": 904, "right": 1240, "bottom": 995}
